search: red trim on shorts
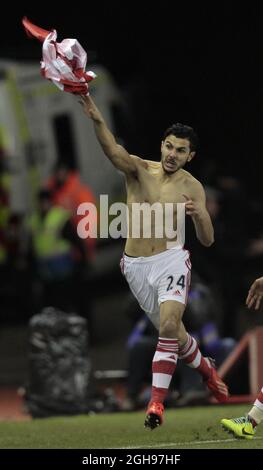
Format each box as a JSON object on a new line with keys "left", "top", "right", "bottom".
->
{"left": 119, "top": 255, "right": 125, "bottom": 275}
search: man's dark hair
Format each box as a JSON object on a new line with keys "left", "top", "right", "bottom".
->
{"left": 163, "top": 123, "right": 199, "bottom": 151}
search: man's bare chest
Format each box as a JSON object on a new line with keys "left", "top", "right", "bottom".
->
{"left": 128, "top": 173, "right": 187, "bottom": 205}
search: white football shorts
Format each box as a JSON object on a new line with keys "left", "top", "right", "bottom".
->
{"left": 120, "top": 247, "right": 191, "bottom": 329}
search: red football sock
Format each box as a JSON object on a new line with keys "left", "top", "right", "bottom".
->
{"left": 178, "top": 333, "right": 212, "bottom": 380}
{"left": 151, "top": 337, "right": 178, "bottom": 403}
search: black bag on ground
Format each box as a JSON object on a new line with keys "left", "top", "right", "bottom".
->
{"left": 25, "top": 307, "right": 91, "bottom": 417}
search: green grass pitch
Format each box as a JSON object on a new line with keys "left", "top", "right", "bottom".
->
{"left": 0, "top": 405, "right": 262, "bottom": 449}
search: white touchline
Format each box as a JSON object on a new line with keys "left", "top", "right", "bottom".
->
{"left": 114, "top": 436, "right": 263, "bottom": 449}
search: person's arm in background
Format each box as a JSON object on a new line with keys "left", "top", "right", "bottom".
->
{"left": 80, "top": 95, "right": 138, "bottom": 175}
{"left": 246, "top": 277, "right": 263, "bottom": 310}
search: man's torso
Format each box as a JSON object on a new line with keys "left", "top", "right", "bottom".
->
{"left": 125, "top": 157, "right": 198, "bottom": 257}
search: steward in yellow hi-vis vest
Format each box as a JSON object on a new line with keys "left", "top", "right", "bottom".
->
{"left": 29, "top": 189, "right": 87, "bottom": 313}
{"left": 29, "top": 189, "right": 86, "bottom": 283}
{"left": 30, "top": 205, "right": 72, "bottom": 281}
{"left": 30, "top": 205, "right": 71, "bottom": 276}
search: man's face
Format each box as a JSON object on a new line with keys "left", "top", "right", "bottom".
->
{"left": 161, "top": 135, "right": 195, "bottom": 173}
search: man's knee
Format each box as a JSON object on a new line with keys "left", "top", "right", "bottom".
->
{"left": 160, "top": 316, "right": 182, "bottom": 337}
{"left": 159, "top": 301, "right": 185, "bottom": 337}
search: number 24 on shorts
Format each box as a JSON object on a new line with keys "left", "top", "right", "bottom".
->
{"left": 166, "top": 275, "right": 185, "bottom": 291}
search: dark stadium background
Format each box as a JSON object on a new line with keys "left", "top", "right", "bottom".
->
{"left": 1, "top": 3, "right": 263, "bottom": 418}
{"left": 1, "top": 4, "right": 263, "bottom": 192}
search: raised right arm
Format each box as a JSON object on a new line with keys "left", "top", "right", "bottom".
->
{"left": 80, "top": 95, "right": 137, "bottom": 174}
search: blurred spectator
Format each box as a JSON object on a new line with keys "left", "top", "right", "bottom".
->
{"left": 0, "top": 210, "right": 32, "bottom": 323}
{"left": 1, "top": 154, "right": 31, "bottom": 322}
{"left": 47, "top": 162, "right": 97, "bottom": 260}
{"left": 47, "top": 164, "right": 97, "bottom": 340}
{"left": 28, "top": 189, "right": 89, "bottom": 324}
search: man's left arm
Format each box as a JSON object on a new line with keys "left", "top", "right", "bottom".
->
{"left": 183, "top": 182, "right": 214, "bottom": 247}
